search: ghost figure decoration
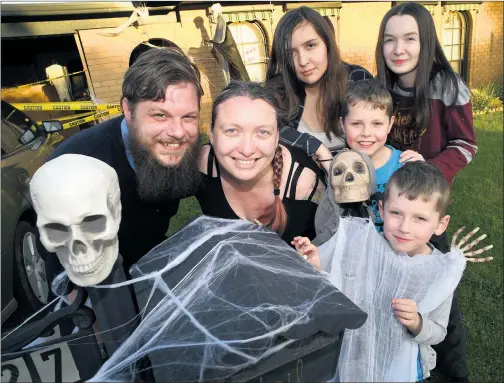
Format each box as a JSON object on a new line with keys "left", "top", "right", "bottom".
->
{"left": 331, "top": 150, "right": 372, "bottom": 203}
{"left": 208, "top": 3, "right": 223, "bottom": 24}
{"left": 30, "top": 154, "right": 121, "bottom": 287}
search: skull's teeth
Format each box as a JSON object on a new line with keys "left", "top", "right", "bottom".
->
{"left": 341, "top": 186, "right": 360, "bottom": 195}
{"left": 73, "top": 257, "right": 105, "bottom": 274}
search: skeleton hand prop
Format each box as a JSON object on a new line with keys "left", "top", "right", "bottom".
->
{"left": 451, "top": 226, "right": 494, "bottom": 263}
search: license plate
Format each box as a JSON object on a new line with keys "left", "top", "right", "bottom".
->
{"left": 1, "top": 341, "right": 81, "bottom": 383}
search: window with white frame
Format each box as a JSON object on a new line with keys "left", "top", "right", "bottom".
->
{"left": 442, "top": 11, "right": 468, "bottom": 79}
{"left": 228, "top": 21, "right": 268, "bottom": 82}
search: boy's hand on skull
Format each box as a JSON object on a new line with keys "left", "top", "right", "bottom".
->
{"left": 292, "top": 236, "right": 321, "bottom": 271}
{"left": 451, "top": 226, "right": 494, "bottom": 263}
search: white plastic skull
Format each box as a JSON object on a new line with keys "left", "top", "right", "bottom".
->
{"left": 330, "top": 151, "right": 371, "bottom": 203}
{"left": 30, "top": 154, "right": 121, "bottom": 287}
{"left": 209, "top": 3, "right": 223, "bottom": 24}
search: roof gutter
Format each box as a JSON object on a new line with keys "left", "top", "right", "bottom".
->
{"left": 0, "top": 2, "right": 178, "bottom": 19}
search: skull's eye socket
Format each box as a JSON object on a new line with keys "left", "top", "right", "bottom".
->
{"left": 353, "top": 161, "right": 366, "bottom": 174}
{"left": 333, "top": 166, "right": 345, "bottom": 177}
{"left": 81, "top": 215, "right": 107, "bottom": 234}
{"left": 44, "top": 223, "right": 69, "bottom": 243}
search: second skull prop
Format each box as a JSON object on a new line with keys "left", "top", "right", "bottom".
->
{"left": 30, "top": 154, "right": 121, "bottom": 287}
{"left": 330, "top": 150, "right": 374, "bottom": 204}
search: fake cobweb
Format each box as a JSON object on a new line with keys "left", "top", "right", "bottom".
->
{"left": 85, "top": 216, "right": 366, "bottom": 382}
{"left": 317, "top": 217, "right": 467, "bottom": 382}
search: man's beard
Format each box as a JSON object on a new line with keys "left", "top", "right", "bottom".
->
{"left": 128, "top": 131, "right": 202, "bottom": 203}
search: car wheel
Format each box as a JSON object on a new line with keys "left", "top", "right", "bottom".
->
{"left": 12, "top": 220, "right": 51, "bottom": 321}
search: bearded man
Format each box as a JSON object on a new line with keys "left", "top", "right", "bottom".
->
{"left": 48, "top": 48, "right": 203, "bottom": 269}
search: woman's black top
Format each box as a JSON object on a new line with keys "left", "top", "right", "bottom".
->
{"left": 195, "top": 145, "right": 320, "bottom": 244}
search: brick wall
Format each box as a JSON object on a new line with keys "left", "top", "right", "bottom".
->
{"left": 188, "top": 46, "right": 227, "bottom": 132}
{"left": 77, "top": 10, "right": 227, "bottom": 131}
{"left": 75, "top": 1, "right": 503, "bottom": 130}
{"left": 338, "top": 1, "right": 392, "bottom": 75}
{"left": 82, "top": 44, "right": 130, "bottom": 103}
{"left": 467, "top": 1, "right": 504, "bottom": 87}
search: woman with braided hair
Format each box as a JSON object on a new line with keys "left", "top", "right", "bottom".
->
{"left": 196, "top": 81, "right": 321, "bottom": 243}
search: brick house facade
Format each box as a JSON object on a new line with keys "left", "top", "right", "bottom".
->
{"left": 466, "top": 1, "right": 504, "bottom": 87}
{"left": 2, "top": 1, "right": 503, "bottom": 129}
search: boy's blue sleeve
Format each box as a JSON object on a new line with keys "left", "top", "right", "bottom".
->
{"left": 279, "top": 125, "right": 322, "bottom": 157}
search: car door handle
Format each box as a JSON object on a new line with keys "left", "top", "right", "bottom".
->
{"left": 18, "top": 174, "right": 31, "bottom": 185}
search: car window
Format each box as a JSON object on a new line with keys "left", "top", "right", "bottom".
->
{"left": 1, "top": 102, "right": 40, "bottom": 156}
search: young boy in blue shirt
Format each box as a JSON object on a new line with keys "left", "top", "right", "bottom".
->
{"left": 338, "top": 79, "right": 424, "bottom": 232}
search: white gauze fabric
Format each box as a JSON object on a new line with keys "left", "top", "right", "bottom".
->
{"left": 318, "top": 217, "right": 466, "bottom": 382}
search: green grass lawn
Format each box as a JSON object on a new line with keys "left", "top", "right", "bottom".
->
{"left": 445, "top": 112, "right": 504, "bottom": 382}
{"left": 168, "top": 112, "right": 504, "bottom": 382}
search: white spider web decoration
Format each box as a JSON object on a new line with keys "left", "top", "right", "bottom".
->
{"left": 87, "top": 216, "right": 367, "bottom": 382}
{"left": 318, "top": 217, "right": 467, "bottom": 382}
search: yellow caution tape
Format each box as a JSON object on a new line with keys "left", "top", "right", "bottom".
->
{"left": 61, "top": 108, "right": 122, "bottom": 129}
{"left": 36, "top": 111, "right": 95, "bottom": 125}
{"left": 11, "top": 102, "right": 122, "bottom": 112}
{"left": 1, "top": 70, "right": 87, "bottom": 91}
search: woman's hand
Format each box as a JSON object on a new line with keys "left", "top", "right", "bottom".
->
{"left": 292, "top": 236, "right": 321, "bottom": 271}
{"left": 399, "top": 150, "right": 425, "bottom": 164}
{"left": 314, "top": 144, "right": 333, "bottom": 177}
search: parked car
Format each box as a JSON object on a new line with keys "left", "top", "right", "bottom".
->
{"left": 1, "top": 100, "right": 78, "bottom": 327}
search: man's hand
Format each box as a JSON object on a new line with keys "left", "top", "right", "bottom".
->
{"left": 451, "top": 226, "right": 494, "bottom": 263}
{"left": 392, "top": 298, "right": 422, "bottom": 336}
{"left": 292, "top": 236, "right": 321, "bottom": 271}
{"left": 399, "top": 150, "right": 425, "bottom": 163}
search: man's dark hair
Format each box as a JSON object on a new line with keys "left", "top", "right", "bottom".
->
{"left": 122, "top": 48, "right": 203, "bottom": 111}
{"left": 384, "top": 161, "right": 451, "bottom": 216}
{"left": 129, "top": 38, "right": 181, "bottom": 67}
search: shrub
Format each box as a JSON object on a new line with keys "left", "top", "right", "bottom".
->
{"left": 471, "top": 83, "right": 503, "bottom": 113}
